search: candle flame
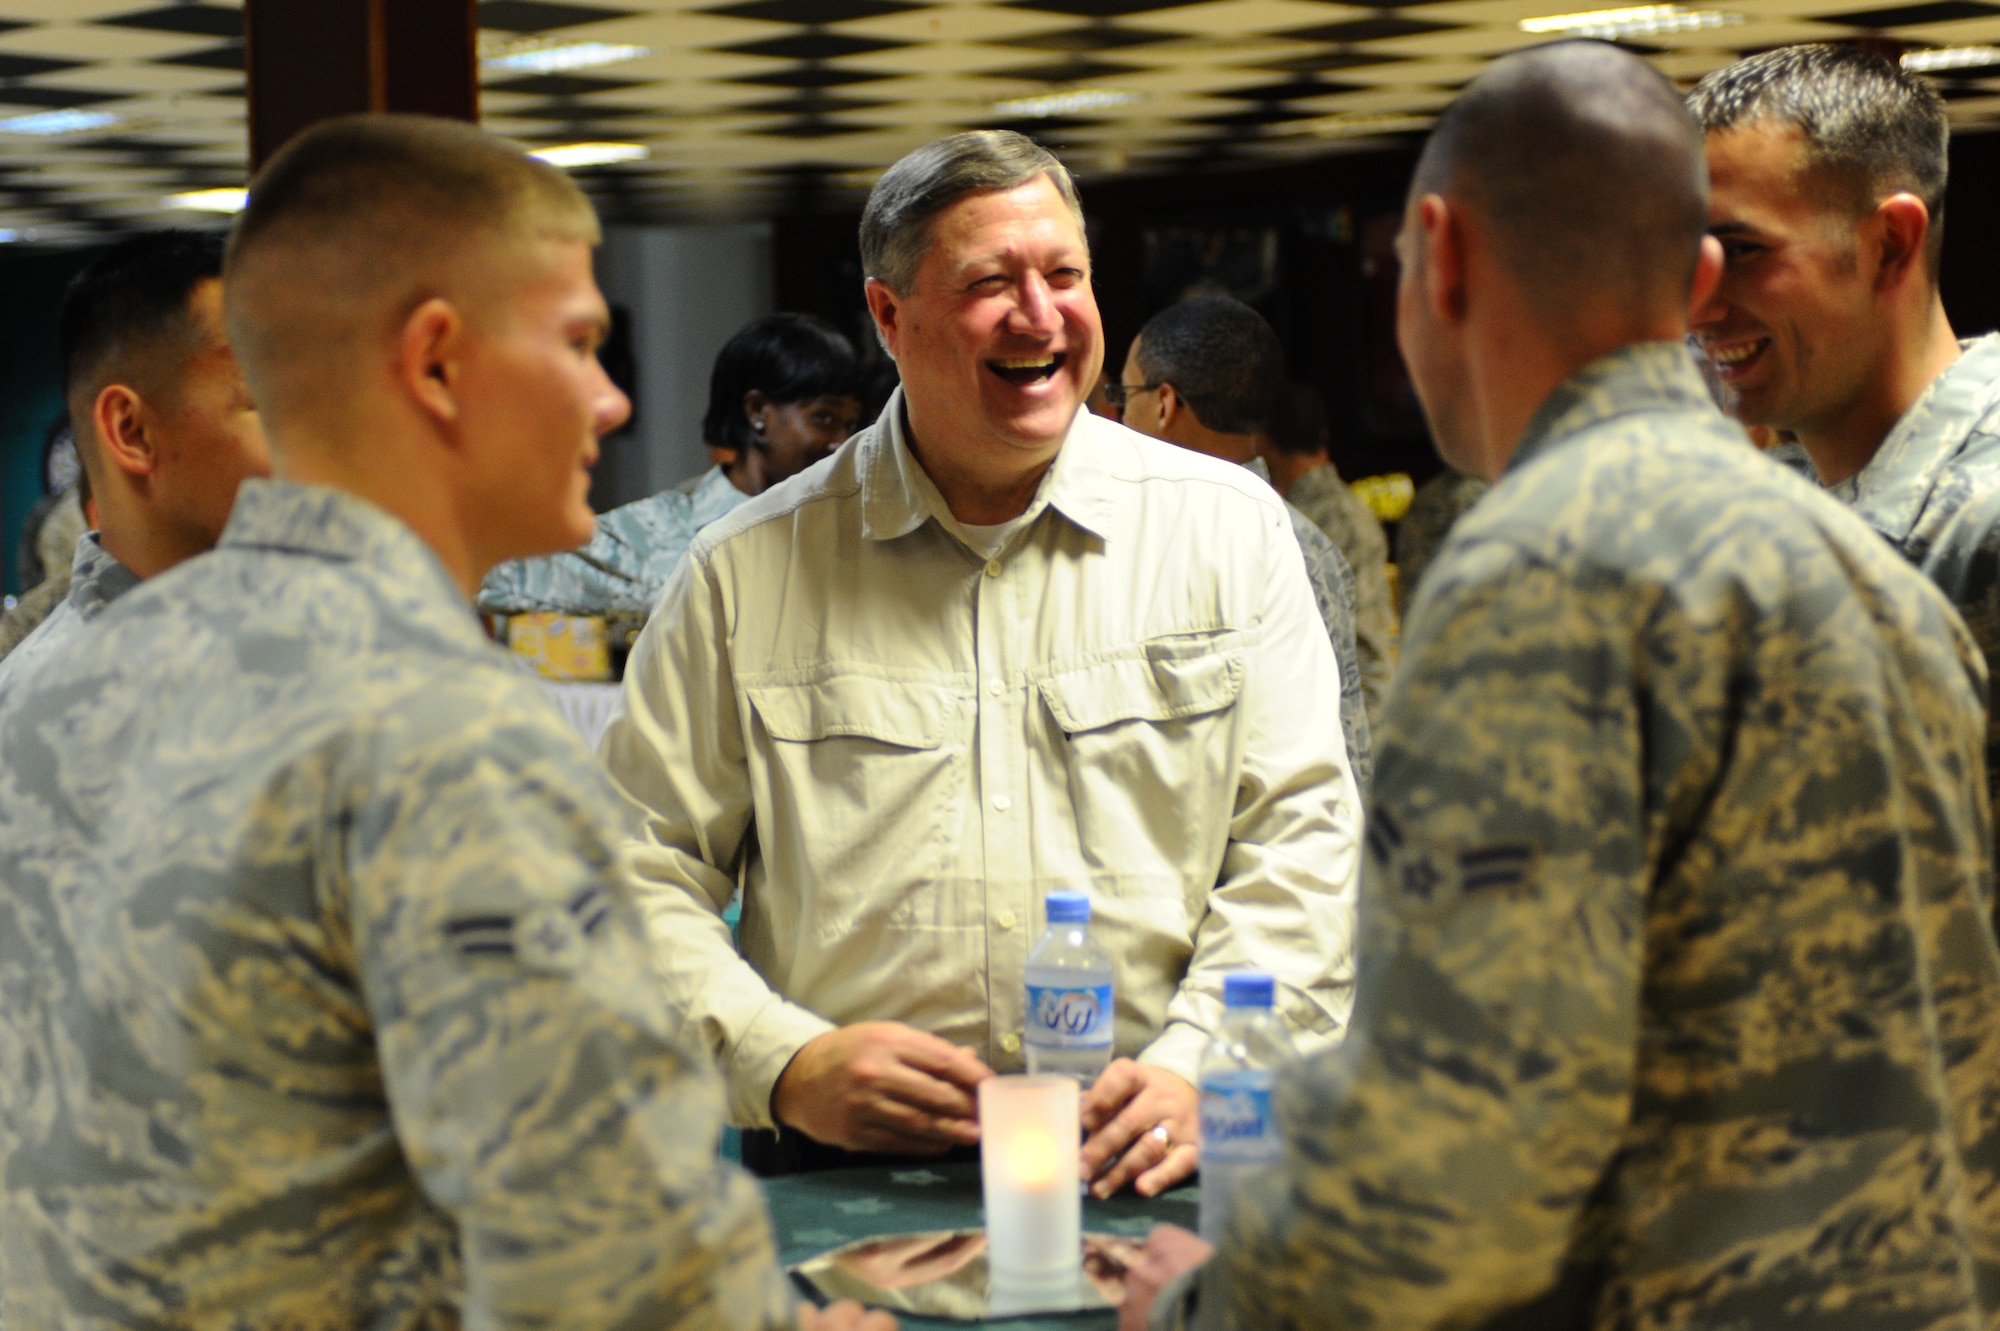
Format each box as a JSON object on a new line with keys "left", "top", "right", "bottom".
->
{"left": 1007, "top": 1128, "right": 1062, "bottom": 1189}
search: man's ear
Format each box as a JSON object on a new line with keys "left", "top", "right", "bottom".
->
{"left": 1871, "top": 193, "right": 1932, "bottom": 294}
{"left": 1418, "top": 193, "right": 1467, "bottom": 325}
{"left": 1155, "top": 381, "right": 1185, "bottom": 433}
{"left": 92, "top": 384, "right": 155, "bottom": 480}
{"left": 864, "top": 278, "right": 903, "bottom": 361}
{"left": 397, "top": 297, "right": 465, "bottom": 433}
{"left": 1689, "top": 234, "right": 1725, "bottom": 326}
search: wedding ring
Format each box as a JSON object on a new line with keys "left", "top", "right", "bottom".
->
{"left": 1148, "top": 1123, "right": 1172, "bottom": 1148}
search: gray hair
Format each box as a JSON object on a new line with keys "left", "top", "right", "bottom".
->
{"left": 860, "top": 131, "right": 1085, "bottom": 295}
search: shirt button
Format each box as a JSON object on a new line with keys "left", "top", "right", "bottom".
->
{"left": 992, "top": 793, "right": 1013, "bottom": 812}
{"left": 1000, "top": 1032, "right": 1022, "bottom": 1054}
{"left": 998, "top": 909, "right": 1017, "bottom": 930}
{"left": 985, "top": 559, "right": 1003, "bottom": 578}
{"left": 987, "top": 680, "right": 1004, "bottom": 697}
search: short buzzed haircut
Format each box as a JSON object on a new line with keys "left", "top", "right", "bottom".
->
{"left": 1688, "top": 44, "right": 1949, "bottom": 272}
{"left": 59, "top": 230, "right": 224, "bottom": 476}
{"left": 861, "top": 131, "right": 1084, "bottom": 295}
{"left": 1412, "top": 41, "right": 1708, "bottom": 323}
{"left": 1135, "top": 296, "right": 1285, "bottom": 436}
{"left": 225, "top": 114, "right": 598, "bottom": 426}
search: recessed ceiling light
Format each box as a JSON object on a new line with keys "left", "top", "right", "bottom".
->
{"left": 1903, "top": 44, "right": 2000, "bottom": 71}
{"left": 992, "top": 89, "right": 1143, "bottom": 119}
{"left": 529, "top": 142, "right": 649, "bottom": 168}
{"left": 1307, "top": 110, "right": 1435, "bottom": 138}
{"left": 0, "top": 229, "right": 18, "bottom": 243}
{"left": 1, "top": 109, "right": 119, "bottom": 136}
{"left": 1519, "top": 4, "right": 1743, "bottom": 38}
{"left": 483, "top": 40, "right": 652, "bottom": 74}
{"left": 165, "top": 188, "right": 247, "bottom": 213}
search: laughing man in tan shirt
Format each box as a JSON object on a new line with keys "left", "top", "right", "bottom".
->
{"left": 602, "top": 130, "right": 1360, "bottom": 1200}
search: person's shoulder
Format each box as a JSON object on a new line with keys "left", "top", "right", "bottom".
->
{"left": 686, "top": 430, "right": 867, "bottom": 562}
{"left": 1077, "top": 415, "right": 1286, "bottom": 513}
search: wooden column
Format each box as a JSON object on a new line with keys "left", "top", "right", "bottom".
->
{"left": 245, "top": 0, "right": 478, "bottom": 172}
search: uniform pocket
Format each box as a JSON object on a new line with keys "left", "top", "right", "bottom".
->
{"left": 1033, "top": 633, "right": 1246, "bottom": 896}
{"left": 743, "top": 672, "right": 964, "bottom": 930}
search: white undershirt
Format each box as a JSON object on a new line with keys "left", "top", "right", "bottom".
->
{"left": 957, "top": 513, "right": 1035, "bottom": 559}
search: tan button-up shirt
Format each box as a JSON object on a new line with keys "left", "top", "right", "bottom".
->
{"left": 603, "top": 394, "right": 1360, "bottom": 1128}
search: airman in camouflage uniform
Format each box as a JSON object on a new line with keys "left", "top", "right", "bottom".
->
{"left": 1689, "top": 47, "right": 2000, "bottom": 837}
{"left": 1285, "top": 463, "right": 1394, "bottom": 706}
{"left": 1391, "top": 466, "right": 1485, "bottom": 613}
{"left": 0, "top": 479, "right": 797, "bottom": 1330}
{"left": 1287, "top": 503, "right": 1373, "bottom": 791}
{"left": 1130, "top": 41, "right": 2000, "bottom": 1331}
{"left": 0, "top": 116, "right": 830, "bottom": 1331}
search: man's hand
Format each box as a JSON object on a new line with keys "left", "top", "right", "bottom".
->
{"left": 772, "top": 1022, "right": 993, "bottom": 1154}
{"left": 1081, "top": 1060, "right": 1199, "bottom": 1197}
{"left": 1117, "top": 1226, "right": 1213, "bottom": 1331}
{"left": 800, "top": 1299, "right": 898, "bottom": 1330}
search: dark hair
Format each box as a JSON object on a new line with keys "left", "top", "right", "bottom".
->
{"left": 861, "top": 131, "right": 1083, "bottom": 295}
{"left": 1265, "top": 382, "right": 1330, "bottom": 457}
{"left": 59, "top": 230, "right": 224, "bottom": 414}
{"left": 702, "top": 313, "right": 861, "bottom": 454}
{"left": 1688, "top": 44, "right": 1949, "bottom": 272}
{"left": 1134, "top": 296, "right": 1284, "bottom": 436}
{"left": 1413, "top": 41, "right": 1708, "bottom": 322}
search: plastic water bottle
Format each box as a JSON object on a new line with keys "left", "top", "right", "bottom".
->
{"left": 1023, "top": 892, "right": 1114, "bottom": 1088}
{"left": 1198, "top": 972, "right": 1293, "bottom": 1244}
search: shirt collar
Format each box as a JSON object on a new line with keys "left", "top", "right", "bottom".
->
{"left": 65, "top": 531, "right": 139, "bottom": 622}
{"left": 859, "top": 387, "right": 1118, "bottom": 547}
{"left": 1826, "top": 333, "right": 2000, "bottom": 544}
{"left": 220, "top": 479, "right": 468, "bottom": 610}
{"left": 1508, "top": 340, "right": 1720, "bottom": 477}
{"left": 689, "top": 463, "right": 749, "bottom": 525}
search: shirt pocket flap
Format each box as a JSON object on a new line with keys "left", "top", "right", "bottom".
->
{"left": 746, "top": 675, "right": 952, "bottom": 749}
{"left": 1038, "top": 641, "right": 1245, "bottom": 735}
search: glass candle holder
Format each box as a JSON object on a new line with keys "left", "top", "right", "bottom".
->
{"left": 979, "top": 1075, "right": 1081, "bottom": 1301}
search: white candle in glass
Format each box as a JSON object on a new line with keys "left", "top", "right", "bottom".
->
{"left": 980, "top": 1075, "right": 1081, "bottom": 1297}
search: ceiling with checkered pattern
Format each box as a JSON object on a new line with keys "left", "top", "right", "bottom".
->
{"left": 0, "top": 0, "right": 1994, "bottom": 241}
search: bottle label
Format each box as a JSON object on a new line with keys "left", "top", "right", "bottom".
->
{"left": 1025, "top": 982, "right": 1113, "bottom": 1048}
{"left": 1200, "top": 1080, "right": 1275, "bottom": 1160}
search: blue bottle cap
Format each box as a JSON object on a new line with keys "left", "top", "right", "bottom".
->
{"left": 1044, "top": 892, "right": 1091, "bottom": 924}
{"left": 1222, "top": 972, "right": 1275, "bottom": 1008}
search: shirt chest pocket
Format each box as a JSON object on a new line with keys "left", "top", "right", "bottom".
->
{"left": 1034, "top": 636, "right": 1246, "bottom": 887}
{"left": 744, "top": 674, "right": 964, "bottom": 905}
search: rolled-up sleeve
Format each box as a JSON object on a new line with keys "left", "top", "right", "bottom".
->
{"left": 1140, "top": 500, "right": 1361, "bottom": 1086}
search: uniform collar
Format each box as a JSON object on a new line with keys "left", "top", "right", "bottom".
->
{"left": 1827, "top": 333, "right": 2000, "bottom": 545}
{"left": 858, "top": 386, "right": 1119, "bottom": 548}
{"left": 689, "top": 463, "right": 750, "bottom": 524}
{"left": 65, "top": 531, "right": 139, "bottom": 622}
{"left": 220, "top": 479, "right": 469, "bottom": 610}
{"left": 1508, "top": 340, "right": 1720, "bottom": 476}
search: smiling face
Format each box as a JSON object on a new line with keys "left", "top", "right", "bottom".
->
{"left": 748, "top": 391, "right": 861, "bottom": 486}
{"left": 869, "top": 174, "right": 1102, "bottom": 478}
{"left": 1693, "top": 121, "right": 1885, "bottom": 435}
{"left": 459, "top": 237, "right": 631, "bottom": 561}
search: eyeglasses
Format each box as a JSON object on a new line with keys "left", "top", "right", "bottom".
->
{"left": 1101, "top": 381, "right": 1159, "bottom": 411}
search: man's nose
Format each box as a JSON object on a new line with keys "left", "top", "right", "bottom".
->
{"left": 1011, "top": 271, "right": 1061, "bottom": 336}
{"left": 596, "top": 374, "right": 633, "bottom": 436}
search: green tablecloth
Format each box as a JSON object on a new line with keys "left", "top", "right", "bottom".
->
{"left": 764, "top": 1162, "right": 1200, "bottom": 1329}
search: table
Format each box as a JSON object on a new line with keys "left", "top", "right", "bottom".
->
{"left": 764, "top": 1162, "right": 1199, "bottom": 1328}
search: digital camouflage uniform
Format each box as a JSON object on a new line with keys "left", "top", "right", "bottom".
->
{"left": 1393, "top": 466, "right": 1488, "bottom": 614}
{"left": 1286, "top": 463, "right": 1396, "bottom": 730}
{"left": 1822, "top": 334, "right": 2000, "bottom": 841}
{"left": 479, "top": 464, "right": 749, "bottom": 615}
{"left": 0, "top": 532, "right": 137, "bottom": 703}
{"left": 0, "top": 480, "right": 793, "bottom": 1330}
{"left": 1165, "top": 342, "right": 2000, "bottom": 1330}
{"left": 1288, "top": 503, "right": 1373, "bottom": 792}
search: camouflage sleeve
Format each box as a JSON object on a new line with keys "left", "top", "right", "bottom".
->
{"left": 1187, "top": 549, "right": 1648, "bottom": 1330}
{"left": 1289, "top": 512, "right": 1373, "bottom": 793}
{"left": 1919, "top": 476, "right": 2000, "bottom": 878}
{"left": 339, "top": 692, "right": 794, "bottom": 1329}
